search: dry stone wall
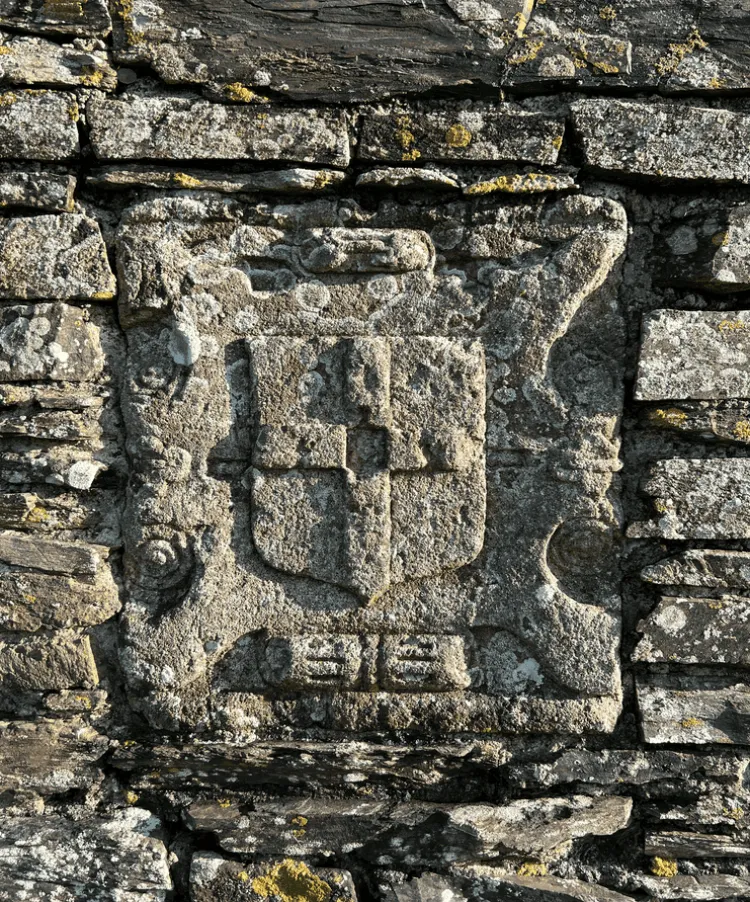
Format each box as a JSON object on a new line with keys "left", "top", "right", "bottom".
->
{"left": 2, "top": 2, "right": 750, "bottom": 901}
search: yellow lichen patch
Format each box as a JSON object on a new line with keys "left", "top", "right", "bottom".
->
{"left": 681, "top": 716, "right": 703, "bottom": 728}
{"left": 124, "top": 790, "right": 139, "bottom": 805}
{"left": 217, "top": 798, "right": 232, "bottom": 809}
{"left": 394, "top": 115, "right": 421, "bottom": 162}
{"left": 252, "top": 860, "right": 332, "bottom": 902}
{"left": 466, "top": 172, "right": 560, "bottom": 195}
{"left": 23, "top": 594, "right": 36, "bottom": 604}
{"left": 291, "top": 816, "right": 308, "bottom": 826}
{"left": 238, "top": 871, "right": 250, "bottom": 883}
{"left": 0, "top": 93, "right": 18, "bottom": 107}
{"left": 517, "top": 862, "right": 548, "bottom": 877}
{"left": 92, "top": 289, "right": 115, "bottom": 300}
{"left": 650, "top": 408, "right": 687, "bottom": 428}
{"left": 80, "top": 66, "right": 105, "bottom": 87}
{"left": 224, "top": 82, "right": 269, "bottom": 103}
{"left": 709, "top": 76, "right": 728, "bottom": 89}
{"left": 711, "top": 230, "right": 729, "bottom": 247}
{"left": 599, "top": 5, "right": 617, "bottom": 19}
{"left": 26, "top": 504, "right": 49, "bottom": 524}
{"left": 708, "top": 601, "right": 724, "bottom": 610}
{"left": 0, "top": 46, "right": 12, "bottom": 55}
{"left": 313, "top": 171, "right": 335, "bottom": 189}
{"left": 651, "top": 857, "right": 678, "bottom": 878}
{"left": 115, "top": 0, "right": 145, "bottom": 45}
{"left": 724, "top": 806, "right": 745, "bottom": 820}
{"left": 655, "top": 28, "right": 708, "bottom": 76}
{"left": 445, "top": 123, "right": 472, "bottom": 148}
{"left": 172, "top": 172, "right": 202, "bottom": 189}
{"left": 68, "top": 102, "right": 80, "bottom": 122}
{"left": 719, "top": 319, "right": 746, "bottom": 332}
{"left": 734, "top": 420, "right": 750, "bottom": 441}
{"left": 507, "top": 37, "right": 545, "bottom": 66}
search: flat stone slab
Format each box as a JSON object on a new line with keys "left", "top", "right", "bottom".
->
{"left": 0, "top": 169, "right": 75, "bottom": 212}
{"left": 0, "top": 216, "right": 114, "bottom": 300}
{"left": 571, "top": 100, "right": 750, "bottom": 183}
{"left": 655, "top": 205, "right": 750, "bottom": 292}
{"left": 358, "top": 105, "right": 565, "bottom": 164}
{"left": 643, "top": 549, "right": 750, "bottom": 589}
{"left": 0, "top": 632, "right": 97, "bottom": 692}
{"left": 636, "top": 310, "right": 750, "bottom": 400}
{"left": 630, "top": 459, "right": 750, "bottom": 540}
{"left": 634, "top": 596, "right": 750, "bottom": 664}
{"left": 0, "top": 35, "right": 116, "bottom": 89}
{"left": 0, "top": 809, "right": 171, "bottom": 891}
{"left": 88, "top": 96, "right": 351, "bottom": 166}
{"left": 188, "top": 796, "right": 633, "bottom": 864}
{"left": 0, "top": 305, "right": 104, "bottom": 381}
{"left": 0, "top": 90, "right": 79, "bottom": 160}
{"left": 638, "top": 675, "right": 750, "bottom": 744}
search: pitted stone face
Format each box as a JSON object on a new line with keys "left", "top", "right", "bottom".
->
{"left": 117, "top": 194, "right": 628, "bottom": 736}
{"left": 248, "top": 336, "right": 486, "bottom": 600}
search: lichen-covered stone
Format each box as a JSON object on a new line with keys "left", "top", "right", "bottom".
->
{"left": 88, "top": 165, "right": 348, "bottom": 193}
{"left": 0, "top": 90, "right": 80, "bottom": 161}
{"left": 0, "top": 808, "right": 171, "bottom": 892}
{"left": 0, "top": 719, "right": 108, "bottom": 792}
{"left": 634, "top": 596, "right": 750, "bottom": 664}
{"left": 88, "top": 96, "right": 351, "bottom": 165}
{"left": 0, "top": 216, "right": 114, "bottom": 300}
{"left": 643, "top": 549, "right": 750, "bottom": 589}
{"left": 629, "top": 459, "right": 750, "bottom": 539}
{"left": 572, "top": 100, "right": 750, "bottom": 183}
{"left": 0, "top": 34, "right": 116, "bottom": 89}
{"left": 655, "top": 206, "right": 750, "bottom": 292}
{"left": 635, "top": 310, "right": 750, "bottom": 400}
{"left": 187, "top": 796, "right": 632, "bottom": 863}
{"left": 0, "top": 305, "right": 104, "bottom": 380}
{"left": 646, "top": 831, "right": 750, "bottom": 858}
{"left": 638, "top": 674, "right": 750, "bottom": 744}
{"left": 190, "top": 854, "right": 357, "bottom": 902}
{"left": 0, "top": 169, "right": 75, "bottom": 211}
{"left": 358, "top": 105, "right": 565, "bottom": 164}
{"left": 0, "top": 0, "right": 111, "bottom": 37}
{"left": 0, "top": 632, "right": 98, "bottom": 692}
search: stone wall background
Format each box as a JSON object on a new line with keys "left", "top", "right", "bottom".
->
{"left": 2, "top": 1, "right": 750, "bottom": 901}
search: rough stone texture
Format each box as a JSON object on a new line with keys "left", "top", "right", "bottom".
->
{"left": 636, "top": 309, "right": 750, "bottom": 400}
{"left": 358, "top": 105, "right": 565, "bottom": 164}
{"left": 188, "top": 795, "right": 633, "bottom": 863}
{"left": 0, "top": 216, "right": 114, "bottom": 300}
{"left": 0, "top": 90, "right": 80, "bottom": 160}
{"left": 88, "top": 96, "right": 351, "bottom": 166}
{"left": 5, "top": 6, "right": 750, "bottom": 900}
{"left": 572, "top": 100, "right": 750, "bottom": 183}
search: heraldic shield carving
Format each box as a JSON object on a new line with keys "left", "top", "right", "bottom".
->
{"left": 248, "top": 336, "right": 486, "bottom": 601}
{"left": 117, "top": 195, "right": 627, "bottom": 736}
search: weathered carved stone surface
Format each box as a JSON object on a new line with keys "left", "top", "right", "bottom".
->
{"left": 5, "top": 3, "right": 750, "bottom": 898}
{"left": 115, "top": 192, "right": 626, "bottom": 735}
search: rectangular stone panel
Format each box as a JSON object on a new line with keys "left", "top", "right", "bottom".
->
{"left": 0, "top": 35, "right": 116, "bottom": 89}
{"left": 0, "top": 90, "right": 79, "bottom": 160}
{"left": 0, "top": 632, "right": 98, "bottom": 691}
{"left": 87, "top": 96, "right": 351, "bottom": 166}
{"left": 635, "top": 310, "right": 750, "bottom": 400}
{"left": 0, "top": 217, "right": 114, "bottom": 300}
{"left": 571, "top": 99, "right": 750, "bottom": 183}
{"left": 116, "top": 193, "right": 627, "bottom": 737}
{"left": 0, "top": 305, "right": 104, "bottom": 381}
{"left": 358, "top": 106, "right": 565, "bottom": 164}
{"left": 0, "top": 170, "right": 75, "bottom": 212}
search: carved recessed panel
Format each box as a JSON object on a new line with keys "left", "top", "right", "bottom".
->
{"left": 117, "top": 193, "right": 627, "bottom": 736}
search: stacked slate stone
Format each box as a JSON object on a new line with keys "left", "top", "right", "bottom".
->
{"left": 2, "top": 1, "right": 750, "bottom": 900}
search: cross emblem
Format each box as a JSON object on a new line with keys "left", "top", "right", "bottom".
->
{"left": 248, "top": 336, "right": 486, "bottom": 601}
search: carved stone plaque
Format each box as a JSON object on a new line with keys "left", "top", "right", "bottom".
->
{"left": 117, "top": 193, "right": 627, "bottom": 736}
